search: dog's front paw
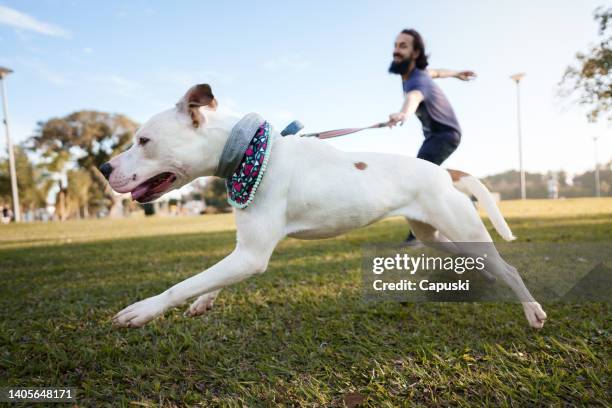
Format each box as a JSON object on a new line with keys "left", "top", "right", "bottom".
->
{"left": 523, "top": 302, "right": 547, "bottom": 329}
{"left": 113, "top": 295, "right": 168, "bottom": 328}
{"left": 184, "top": 290, "right": 220, "bottom": 317}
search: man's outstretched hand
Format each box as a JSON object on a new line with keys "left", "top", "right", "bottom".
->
{"left": 455, "top": 70, "right": 477, "bottom": 81}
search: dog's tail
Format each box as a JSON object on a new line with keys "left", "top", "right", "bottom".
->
{"left": 447, "top": 169, "right": 516, "bottom": 241}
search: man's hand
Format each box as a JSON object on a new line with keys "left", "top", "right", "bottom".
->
{"left": 454, "top": 70, "right": 477, "bottom": 81}
{"left": 428, "top": 69, "right": 477, "bottom": 81}
{"left": 388, "top": 112, "right": 407, "bottom": 128}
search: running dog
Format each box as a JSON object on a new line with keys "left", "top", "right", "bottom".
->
{"left": 101, "top": 84, "right": 547, "bottom": 329}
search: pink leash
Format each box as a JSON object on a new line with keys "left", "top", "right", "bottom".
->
{"left": 300, "top": 121, "right": 389, "bottom": 139}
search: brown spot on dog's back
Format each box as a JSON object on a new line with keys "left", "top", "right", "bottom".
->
{"left": 447, "top": 168, "right": 470, "bottom": 182}
{"left": 354, "top": 161, "right": 367, "bottom": 170}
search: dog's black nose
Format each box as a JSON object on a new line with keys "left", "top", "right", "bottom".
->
{"left": 99, "top": 162, "right": 113, "bottom": 180}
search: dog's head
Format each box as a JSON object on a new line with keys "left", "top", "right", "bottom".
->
{"left": 100, "top": 84, "right": 231, "bottom": 203}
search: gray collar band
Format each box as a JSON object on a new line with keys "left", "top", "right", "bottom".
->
{"left": 214, "top": 112, "right": 265, "bottom": 178}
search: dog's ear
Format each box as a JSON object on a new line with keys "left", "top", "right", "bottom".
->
{"left": 177, "top": 84, "right": 216, "bottom": 128}
{"left": 203, "top": 97, "right": 218, "bottom": 112}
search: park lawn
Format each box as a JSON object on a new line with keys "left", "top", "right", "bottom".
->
{"left": 0, "top": 198, "right": 610, "bottom": 406}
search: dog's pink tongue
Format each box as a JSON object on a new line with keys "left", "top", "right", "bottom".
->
{"left": 131, "top": 184, "right": 150, "bottom": 201}
{"left": 152, "top": 176, "right": 175, "bottom": 193}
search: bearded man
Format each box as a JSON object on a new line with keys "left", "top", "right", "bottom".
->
{"left": 387, "top": 28, "right": 476, "bottom": 245}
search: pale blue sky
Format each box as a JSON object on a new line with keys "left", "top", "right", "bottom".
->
{"left": 1, "top": 0, "right": 610, "bottom": 178}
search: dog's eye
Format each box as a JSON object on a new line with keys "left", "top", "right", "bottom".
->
{"left": 138, "top": 137, "right": 150, "bottom": 146}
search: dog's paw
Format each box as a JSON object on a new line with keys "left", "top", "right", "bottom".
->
{"left": 184, "top": 291, "right": 219, "bottom": 317}
{"left": 113, "top": 295, "right": 168, "bottom": 328}
{"left": 523, "top": 302, "right": 547, "bottom": 329}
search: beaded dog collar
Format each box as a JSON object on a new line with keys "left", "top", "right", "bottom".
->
{"left": 216, "top": 113, "right": 273, "bottom": 209}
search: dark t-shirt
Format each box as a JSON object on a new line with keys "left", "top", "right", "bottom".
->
{"left": 402, "top": 68, "right": 461, "bottom": 137}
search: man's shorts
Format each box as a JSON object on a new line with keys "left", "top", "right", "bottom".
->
{"left": 417, "top": 130, "right": 461, "bottom": 165}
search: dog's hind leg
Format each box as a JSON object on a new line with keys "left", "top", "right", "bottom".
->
{"left": 408, "top": 219, "right": 495, "bottom": 281}
{"left": 407, "top": 219, "right": 461, "bottom": 253}
{"left": 423, "top": 189, "right": 547, "bottom": 328}
{"left": 469, "top": 245, "right": 547, "bottom": 328}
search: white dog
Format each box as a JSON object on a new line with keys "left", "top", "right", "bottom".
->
{"left": 103, "top": 84, "right": 546, "bottom": 329}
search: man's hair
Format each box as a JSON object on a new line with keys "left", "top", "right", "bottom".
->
{"left": 401, "top": 29, "right": 429, "bottom": 69}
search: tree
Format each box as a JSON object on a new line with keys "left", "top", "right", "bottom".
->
{"left": 0, "top": 146, "right": 49, "bottom": 211}
{"left": 29, "top": 111, "right": 138, "bottom": 215}
{"left": 568, "top": 159, "right": 612, "bottom": 197}
{"left": 560, "top": 6, "right": 612, "bottom": 123}
{"left": 66, "top": 169, "right": 93, "bottom": 218}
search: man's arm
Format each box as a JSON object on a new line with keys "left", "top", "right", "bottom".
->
{"left": 427, "top": 69, "right": 477, "bottom": 81}
{"left": 388, "top": 90, "right": 424, "bottom": 127}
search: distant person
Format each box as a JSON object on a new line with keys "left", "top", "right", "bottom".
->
{"left": 387, "top": 28, "right": 476, "bottom": 245}
{"left": 1, "top": 207, "right": 11, "bottom": 224}
{"left": 547, "top": 173, "right": 559, "bottom": 199}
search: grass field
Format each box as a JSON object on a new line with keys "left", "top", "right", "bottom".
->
{"left": 1, "top": 198, "right": 610, "bottom": 406}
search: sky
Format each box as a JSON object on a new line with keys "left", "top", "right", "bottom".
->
{"left": 0, "top": 0, "right": 610, "bottom": 180}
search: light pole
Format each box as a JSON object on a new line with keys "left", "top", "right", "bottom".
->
{"left": 510, "top": 73, "right": 526, "bottom": 200}
{"left": 0, "top": 66, "right": 20, "bottom": 222}
{"left": 593, "top": 136, "right": 600, "bottom": 197}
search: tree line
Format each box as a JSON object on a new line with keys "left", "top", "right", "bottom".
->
{"left": 481, "top": 165, "right": 612, "bottom": 200}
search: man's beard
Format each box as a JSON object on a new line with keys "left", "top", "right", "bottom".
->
{"left": 388, "top": 57, "right": 412, "bottom": 75}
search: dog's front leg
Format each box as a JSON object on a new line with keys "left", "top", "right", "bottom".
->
{"left": 113, "top": 205, "right": 286, "bottom": 329}
{"left": 184, "top": 289, "right": 221, "bottom": 317}
{"left": 113, "top": 245, "right": 274, "bottom": 328}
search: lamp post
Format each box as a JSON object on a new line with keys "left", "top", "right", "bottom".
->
{"left": 0, "top": 67, "right": 20, "bottom": 222}
{"left": 510, "top": 72, "right": 526, "bottom": 200}
{"left": 593, "top": 136, "right": 600, "bottom": 198}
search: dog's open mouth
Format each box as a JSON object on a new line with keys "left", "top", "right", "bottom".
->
{"left": 130, "top": 172, "right": 177, "bottom": 203}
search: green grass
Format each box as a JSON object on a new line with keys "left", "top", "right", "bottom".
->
{"left": 1, "top": 198, "right": 611, "bottom": 406}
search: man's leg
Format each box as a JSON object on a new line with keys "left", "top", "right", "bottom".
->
{"left": 406, "top": 132, "right": 460, "bottom": 243}
{"left": 416, "top": 133, "right": 460, "bottom": 165}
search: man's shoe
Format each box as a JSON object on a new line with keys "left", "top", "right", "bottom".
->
{"left": 404, "top": 235, "right": 425, "bottom": 248}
